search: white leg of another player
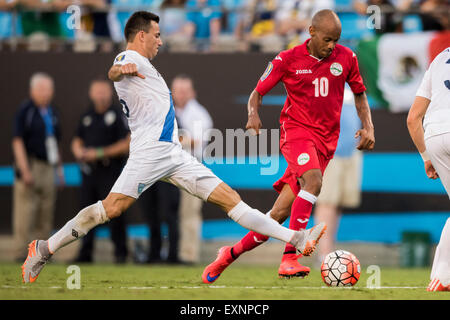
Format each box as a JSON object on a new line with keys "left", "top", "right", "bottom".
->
{"left": 431, "top": 218, "right": 450, "bottom": 286}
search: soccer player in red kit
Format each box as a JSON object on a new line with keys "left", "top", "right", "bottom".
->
{"left": 202, "top": 9, "right": 375, "bottom": 284}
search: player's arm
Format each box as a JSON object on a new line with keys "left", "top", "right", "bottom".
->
{"left": 246, "top": 90, "right": 263, "bottom": 135}
{"left": 353, "top": 91, "right": 375, "bottom": 150}
{"left": 406, "top": 96, "right": 438, "bottom": 179}
{"left": 108, "top": 63, "right": 145, "bottom": 82}
{"left": 247, "top": 53, "right": 286, "bottom": 135}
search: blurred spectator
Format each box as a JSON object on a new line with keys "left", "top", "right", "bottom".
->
{"left": 12, "top": 72, "right": 64, "bottom": 262}
{"left": 17, "top": 0, "right": 71, "bottom": 38}
{"left": 236, "top": 0, "right": 285, "bottom": 52}
{"left": 137, "top": 181, "right": 181, "bottom": 263}
{"left": 314, "top": 88, "right": 363, "bottom": 262}
{"left": 172, "top": 74, "right": 213, "bottom": 264}
{"left": 399, "top": 0, "right": 448, "bottom": 31}
{"left": 418, "top": 0, "right": 448, "bottom": 31}
{"left": 354, "top": 0, "right": 402, "bottom": 34}
{"left": 75, "top": 0, "right": 114, "bottom": 51}
{"left": 184, "top": 0, "right": 222, "bottom": 51}
{"left": 156, "top": 0, "right": 189, "bottom": 51}
{"left": 158, "top": 0, "right": 187, "bottom": 35}
{"left": 275, "top": 0, "right": 335, "bottom": 48}
{"left": 71, "top": 77, "right": 130, "bottom": 263}
{"left": 0, "top": 0, "right": 18, "bottom": 10}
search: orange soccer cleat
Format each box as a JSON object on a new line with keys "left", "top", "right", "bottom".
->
{"left": 278, "top": 253, "right": 310, "bottom": 279}
{"left": 202, "top": 246, "right": 235, "bottom": 284}
{"left": 21, "top": 240, "right": 51, "bottom": 283}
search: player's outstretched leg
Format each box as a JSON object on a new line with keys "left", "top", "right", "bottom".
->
{"left": 21, "top": 194, "right": 134, "bottom": 283}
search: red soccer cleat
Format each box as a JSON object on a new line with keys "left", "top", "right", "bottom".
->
{"left": 202, "top": 246, "right": 235, "bottom": 284}
{"left": 278, "top": 253, "right": 310, "bottom": 279}
{"left": 427, "top": 278, "right": 450, "bottom": 292}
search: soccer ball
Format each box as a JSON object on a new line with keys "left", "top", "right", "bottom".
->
{"left": 320, "top": 250, "right": 361, "bottom": 287}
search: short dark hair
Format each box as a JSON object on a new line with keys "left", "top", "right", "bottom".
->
{"left": 124, "top": 11, "right": 160, "bottom": 42}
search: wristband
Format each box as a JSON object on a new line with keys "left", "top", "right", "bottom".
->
{"left": 96, "top": 148, "right": 105, "bottom": 159}
{"left": 420, "top": 151, "right": 430, "bottom": 162}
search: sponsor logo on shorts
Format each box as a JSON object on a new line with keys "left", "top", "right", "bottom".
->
{"left": 330, "top": 62, "right": 343, "bottom": 76}
{"left": 138, "top": 183, "right": 146, "bottom": 195}
{"left": 260, "top": 62, "right": 273, "bottom": 81}
{"left": 297, "top": 153, "right": 310, "bottom": 166}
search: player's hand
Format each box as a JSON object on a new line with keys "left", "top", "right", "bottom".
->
{"left": 355, "top": 127, "right": 375, "bottom": 150}
{"left": 120, "top": 63, "right": 145, "bottom": 79}
{"left": 424, "top": 160, "right": 439, "bottom": 179}
{"left": 246, "top": 113, "right": 262, "bottom": 136}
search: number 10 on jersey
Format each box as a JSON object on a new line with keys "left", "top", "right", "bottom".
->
{"left": 312, "top": 77, "right": 329, "bottom": 97}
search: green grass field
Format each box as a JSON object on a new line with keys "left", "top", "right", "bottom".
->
{"left": 0, "top": 262, "right": 449, "bottom": 300}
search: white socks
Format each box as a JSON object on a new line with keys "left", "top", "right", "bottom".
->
{"left": 298, "top": 190, "right": 317, "bottom": 204}
{"left": 431, "top": 218, "right": 450, "bottom": 285}
{"left": 228, "top": 201, "right": 295, "bottom": 244}
{"left": 48, "top": 201, "right": 109, "bottom": 254}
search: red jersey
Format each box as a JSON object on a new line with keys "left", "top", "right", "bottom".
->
{"left": 255, "top": 39, "right": 366, "bottom": 158}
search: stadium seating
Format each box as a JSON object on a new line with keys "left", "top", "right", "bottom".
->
{"left": 338, "top": 12, "right": 374, "bottom": 40}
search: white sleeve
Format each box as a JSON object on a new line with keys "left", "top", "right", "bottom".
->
{"left": 113, "top": 52, "right": 139, "bottom": 67}
{"left": 416, "top": 67, "right": 432, "bottom": 100}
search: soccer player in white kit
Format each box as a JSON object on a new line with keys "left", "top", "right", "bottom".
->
{"left": 21, "top": 11, "right": 326, "bottom": 283}
{"left": 407, "top": 47, "right": 450, "bottom": 292}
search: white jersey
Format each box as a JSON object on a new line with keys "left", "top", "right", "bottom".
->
{"left": 112, "top": 50, "right": 180, "bottom": 154}
{"left": 416, "top": 47, "right": 450, "bottom": 140}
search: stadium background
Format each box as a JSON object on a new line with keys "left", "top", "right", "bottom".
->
{"left": 0, "top": 0, "right": 449, "bottom": 267}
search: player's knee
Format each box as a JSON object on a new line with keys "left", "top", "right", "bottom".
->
{"left": 270, "top": 206, "right": 290, "bottom": 223}
{"left": 301, "top": 174, "right": 323, "bottom": 196}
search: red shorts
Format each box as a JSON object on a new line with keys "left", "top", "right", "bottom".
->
{"left": 273, "top": 138, "right": 330, "bottom": 195}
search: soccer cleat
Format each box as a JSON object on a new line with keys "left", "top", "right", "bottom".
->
{"left": 202, "top": 246, "right": 235, "bottom": 284}
{"left": 427, "top": 278, "right": 450, "bottom": 292}
{"left": 292, "top": 222, "right": 327, "bottom": 256}
{"left": 21, "top": 240, "right": 51, "bottom": 283}
{"left": 278, "top": 254, "right": 310, "bottom": 279}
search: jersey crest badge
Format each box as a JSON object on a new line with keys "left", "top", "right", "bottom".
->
{"left": 260, "top": 62, "right": 273, "bottom": 81}
{"left": 115, "top": 54, "right": 125, "bottom": 62}
{"left": 330, "top": 62, "right": 343, "bottom": 76}
{"left": 297, "top": 153, "right": 310, "bottom": 166}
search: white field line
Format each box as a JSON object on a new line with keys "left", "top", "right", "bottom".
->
{"left": 1, "top": 285, "right": 427, "bottom": 290}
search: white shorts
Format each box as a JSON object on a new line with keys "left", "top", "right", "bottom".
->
{"left": 425, "top": 132, "right": 450, "bottom": 198}
{"left": 110, "top": 142, "right": 222, "bottom": 201}
{"left": 316, "top": 151, "right": 363, "bottom": 208}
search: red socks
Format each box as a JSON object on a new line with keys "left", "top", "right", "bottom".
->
{"left": 231, "top": 231, "right": 269, "bottom": 259}
{"left": 283, "top": 190, "right": 317, "bottom": 255}
{"left": 230, "top": 190, "right": 317, "bottom": 260}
